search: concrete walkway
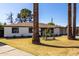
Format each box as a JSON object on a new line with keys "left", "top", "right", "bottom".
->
{"left": 0, "top": 45, "right": 33, "bottom": 56}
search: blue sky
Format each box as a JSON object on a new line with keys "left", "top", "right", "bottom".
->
{"left": 0, "top": 3, "right": 79, "bottom": 26}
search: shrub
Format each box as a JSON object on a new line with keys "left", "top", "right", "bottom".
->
{"left": 13, "top": 35, "right": 16, "bottom": 38}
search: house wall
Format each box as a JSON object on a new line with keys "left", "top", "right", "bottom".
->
{"left": 54, "top": 28, "right": 60, "bottom": 35}
{"left": 4, "top": 27, "right": 62, "bottom": 37}
{"left": 60, "top": 28, "right": 67, "bottom": 35}
{"left": 63, "top": 28, "right": 67, "bottom": 35}
{"left": 4, "top": 27, "right": 33, "bottom": 37}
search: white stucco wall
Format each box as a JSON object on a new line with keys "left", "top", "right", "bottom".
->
{"left": 62, "top": 28, "right": 67, "bottom": 35}
{"left": 54, "top": 28, "right": 60, "bottom": 35}
{"left": 4, "top": 27, "right": 33, "bottom": 37}
{"left": 4, "top": 27, "right": 61, "bottom": 37}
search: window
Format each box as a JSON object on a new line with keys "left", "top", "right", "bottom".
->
{"left": 29, "top": 28, "right": 32, "bottom": 33}
{"left": 12, "top": 27, "right": 19, "bottom": 33}
{"left": 51, "top": 28, "right": 54, "bottom": 33}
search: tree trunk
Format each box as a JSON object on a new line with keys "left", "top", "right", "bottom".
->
{"left": 32, "top": 3, "right": 40, "bottom": 44}
{"left": 72, "top": 3, "right": 76, "bottom": 39}
{"left": 68, "top": 3, "right": 72, "bottom": 39}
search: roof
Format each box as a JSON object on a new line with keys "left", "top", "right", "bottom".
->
{"left": 4, "top": 22, "right": 63, "bottom": 28}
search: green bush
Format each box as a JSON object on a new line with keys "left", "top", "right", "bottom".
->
{"left": 13, "top": 35, "right": 16, "bottom": 38}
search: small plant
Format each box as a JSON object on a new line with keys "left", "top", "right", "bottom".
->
{"left": 13, "top": 35, "right": 16, "bottom": 38}
{"left": 43, "top": 29, "right": 50, "bottom": 40}
{"left": 43, "top": 29, "right": 55, "bottom": 40}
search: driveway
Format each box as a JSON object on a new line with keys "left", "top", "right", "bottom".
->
{"left": 0, "top": 45, "right": 33, "bottom": 56}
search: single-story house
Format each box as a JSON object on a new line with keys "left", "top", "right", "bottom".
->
{"left": 3, "top": 22, "right": 67, "bottom": 37}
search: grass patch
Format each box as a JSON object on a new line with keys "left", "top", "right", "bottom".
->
{"left": 0, "top": 36, "right": 79, "bottom": 56}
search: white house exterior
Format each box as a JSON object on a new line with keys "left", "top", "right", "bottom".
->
{"left": 4, "top": 22, "right": 66, "bottom": 37}
{"left": 4, "top": 27, "right": 33, "bottom": 37}
{"left": 54, "top": 28, "right": 60, "bottom": 35}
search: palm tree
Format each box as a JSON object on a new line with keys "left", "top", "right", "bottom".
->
{"left": 32, "top": 3, "right": 40, "bottom": 44}
{"left": 72, "top": 3, "right": 76, "bottom": 39}
{"left": 68, "top": 3, "right": 72, "bottom": 39}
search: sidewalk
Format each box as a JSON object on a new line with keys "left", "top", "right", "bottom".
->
{"left": 0, "top": 45, "right": 33, "bottom": 56}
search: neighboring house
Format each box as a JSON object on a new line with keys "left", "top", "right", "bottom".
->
{"left": 3, "top": 22, "right": 66, "bottom": 37}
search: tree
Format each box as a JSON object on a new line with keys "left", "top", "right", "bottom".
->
{"left": 44, "top": 29, "right": 50, "bottom": 40}
{"left": 7, "top": 12, "right": 14, "bottom": 23}
{"left": 68, "top": 3, "right": 72, "bottom": 39}
{"left": 47, "top": 18, "right": 55, "bottom": 40}
{"left": 20, "top": 8, "right": 31, "bottom": 18}
{"left": 16, "top": 13, "right": 22, "bottom": 23}
{"left": 32, "top": 3, "right": 40, "bottom": 44}
{"left": 43, "top": 28, "right": 55, "bottom": 40}
{"left": 16, "top": 8, "right": 32, "bottom": 23}
{"left": 48, "top": 18, "right": 55, "bottom": 25}
{"left": 48, "top": 22, "right": 55, "bottom": 25}
{"left": 72, "top": 3, "right": 76, "bottom": 39}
